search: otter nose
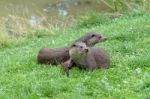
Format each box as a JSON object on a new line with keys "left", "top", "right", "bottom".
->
{"left": 103, "top": 37, "right": 107, "bottom": 41}
{"left": 84, "top": 48, "right": 88, "bottom": 53}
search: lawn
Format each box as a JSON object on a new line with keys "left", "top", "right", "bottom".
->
{"left": 0, "top": 12, "right": 150, "bottom": 99}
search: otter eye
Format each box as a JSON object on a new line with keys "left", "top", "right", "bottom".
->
{"left": 99, "top": 36, "right": 102, "bottom": 39}
{"left": 91, "top": 34, "right": 95, "bottom": 37}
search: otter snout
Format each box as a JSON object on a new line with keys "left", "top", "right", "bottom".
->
{"left": 99, "top": 36, "right": 107, "bottom": 42}
{"left": 84, "top": 48, "right": 89, "bottom": 53}
{"left": 102, "top": 37, "right": 107, "bottom": 41}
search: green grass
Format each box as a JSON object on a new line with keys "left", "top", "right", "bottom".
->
{"left": 0, "top": 12, "right": 150, "bottom": 98}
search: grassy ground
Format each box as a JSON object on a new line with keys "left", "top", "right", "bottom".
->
{"left": 0, "top": 12, "right": 150, "bottom": 99}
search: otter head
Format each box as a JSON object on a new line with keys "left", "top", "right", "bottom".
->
{"left": 82, "top": 32, "right": 107, "bottom": 46}
{"left": 69, "top": 42, "right": 89, "bottom": 58}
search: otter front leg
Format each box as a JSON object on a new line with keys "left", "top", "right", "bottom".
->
{"left": 85, "top": 65, "right": 95, "bottom": 72}
{"left": 62, "top": 58, "right": 74, "bottom": 77}
{"left": 85, "top": 60, "right": 97, "bottom": 72}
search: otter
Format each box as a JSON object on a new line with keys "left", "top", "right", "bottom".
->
{"left": 63, "top": 42, "right": 110, "bottom": 77}
{"left": 37, "top": 32, "right": 107, "bottom": 65}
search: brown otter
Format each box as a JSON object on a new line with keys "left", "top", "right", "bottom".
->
{"left": 37, "top": 32, "right": 107, "bottom": 65}
{"left": 63, "top": 42, "right": 110, "bottom": 77}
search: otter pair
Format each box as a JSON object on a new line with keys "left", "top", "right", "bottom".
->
{"left": 37, "top": 32, "right": 110, "bottom": 76}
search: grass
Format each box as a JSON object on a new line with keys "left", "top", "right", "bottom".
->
{"left": 0, "top": 14, "right": 66, "bottom": 48}
{"left": 0, "top": 0, "right": 149, "bottom": 48}
{"left": 0, "top": 12, "right": 150, "bottom": 98}
{"left": 103, "top": 0, "right": 150, "bottom": 12}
